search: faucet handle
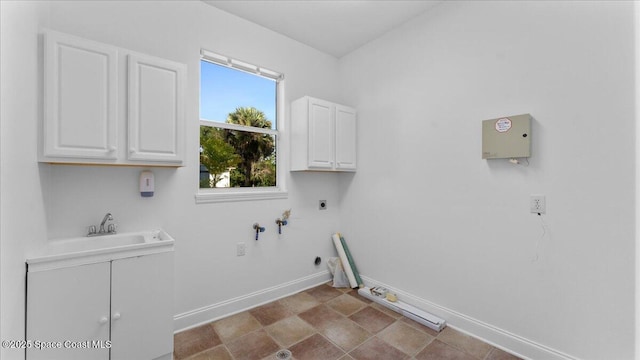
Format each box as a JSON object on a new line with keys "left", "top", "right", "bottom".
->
{"left": 107, "top": 224, "right": 117, "bottom": 234}
{"left": 88, "top": 225, "right": 97, "bottom": 235}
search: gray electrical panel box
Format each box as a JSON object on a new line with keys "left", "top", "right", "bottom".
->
{"left": 482, "top": 114, "right": 531, "bottom": 159}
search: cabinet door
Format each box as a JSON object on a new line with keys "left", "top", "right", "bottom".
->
{"left": 308, "top": 98, "right": 334, "bottom": 169}
{"left": 110, "top": 252, "right": 174, "bottom": 360}
{"left": 335, "top": 105, "right": 357, "bottom": 171}
{"left": 43, "top": 30, "right": 118, "bottom": 160}
{"left": 27, "top": 262, "right": 111, "bottom": 360}
{"left": 128, "top": 54, "right": 185, "bottom": 164}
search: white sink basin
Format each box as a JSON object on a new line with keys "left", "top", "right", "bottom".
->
{"left": 48, "top": 233, "right": 145, "bottom": 255}
{"left": 27, "top": 230, "right": 175, "bottom": 270}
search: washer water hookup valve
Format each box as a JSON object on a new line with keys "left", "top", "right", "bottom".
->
{"left": 253, "top": 223, "right": 265, "bottom": 240}
{"left": 275, "top": 209, "right": 291, "bottom": 234}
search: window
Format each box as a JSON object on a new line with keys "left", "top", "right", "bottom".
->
{"left": 197, "top": 50, "right": 286, "bottom": 203}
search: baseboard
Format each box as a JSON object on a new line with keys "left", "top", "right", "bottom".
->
{"left": 173, "top": 270, "right": 331, "bottom": 332}
{"left": 360, "top": 276, "right": 579, "bottom": 360}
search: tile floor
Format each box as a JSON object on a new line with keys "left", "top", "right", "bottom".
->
{"left": 174, "top": 283, "right": 523, "bottom": 360}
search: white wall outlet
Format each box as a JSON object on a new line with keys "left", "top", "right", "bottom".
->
{"left": 237, "top": 242, "right": 246, "bottom": 256}
{"left": 530, "top": 195, "right": 546, "bottom": 214}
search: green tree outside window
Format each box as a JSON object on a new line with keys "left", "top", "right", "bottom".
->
{"left": 200, "top": 107, "right": 276, "bottom": 188}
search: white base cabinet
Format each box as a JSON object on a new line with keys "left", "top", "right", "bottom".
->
{"left": 26, "top": 252, "right": 174, "bottom": 360}
{"left": 110, "top": 253, "right": 174, "bottom": 360}
{"left": 291, "top": 96, "right": 357, "bottom": 172}
{"left": 27, "top": 262, "right": 111, "bottom": 360}
{"left": 41, "top": 29, "right": 185, "bottom": 166}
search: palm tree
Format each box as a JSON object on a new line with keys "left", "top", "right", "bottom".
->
{"left": 224, "top": 107, "right": 276, "bottom": 187}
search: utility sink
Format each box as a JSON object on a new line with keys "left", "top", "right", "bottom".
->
{"left": 48, "top": 232, "right": 146, "bottom": 254}
{"left": 27, "top": 230, "right": 175, "bottom": 270}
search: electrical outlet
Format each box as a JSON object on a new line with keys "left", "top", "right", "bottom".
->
{"left": 237, "top": 242, "right": 246, "bottom": 256}
{"left": 530, "top": 195, "right": 546, "bottom": 214}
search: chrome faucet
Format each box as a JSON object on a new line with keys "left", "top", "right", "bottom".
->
{"left": 100, "top": 213, "right": 113, "bottom": 233}
{"left": 87, "top": 213, "right": 117, "bottom": 237}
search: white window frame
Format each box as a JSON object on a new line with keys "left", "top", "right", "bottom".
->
{"left": 195, "top": 50, "right": 287, "bottom": 204}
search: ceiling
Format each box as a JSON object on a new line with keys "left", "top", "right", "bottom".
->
{"left": 203, "top": 0, "right": 443, "bottom": 58}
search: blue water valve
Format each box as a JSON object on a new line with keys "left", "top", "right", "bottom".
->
{"left": 253, "top": 223, "right": 265, "bottom": 240}
{"left": 276, "top": 218, "right": 288, "bottom": 234}
{"left": 276, "top": 209, "right": 291, "bottom": 235}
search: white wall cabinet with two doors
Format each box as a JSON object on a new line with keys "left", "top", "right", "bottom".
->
{"left": 41, "top": 30, "right": 185, "bottom": 166}
{"left": 291, "top": 96, "right": 357, "bottom": 172}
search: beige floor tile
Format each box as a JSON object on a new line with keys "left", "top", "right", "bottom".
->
{"left": 437, "top": 327, "right": 493, "bottom": 359}
{"left": 250, "top": 300, "right": 294, "bottom": 326}
{"left": 305, "top": 284, "right": 344, "bottom": 302}
{"left": 486, "top": 347, "right": 524, "bottom": 360}
{"left": 349, "top": 337, "right": 410, "bottom": 360}
{"left": 348, "top": 306, "right": 396, "bottom": 334}
{"left": 377, "top": 321, "right": 434, "bottom": 356}
{"left": 281, "top": 291, "right": 322, "bottom": 314}
{"left": 399, "top": 316, "right": 441, "bottom": 337}
{"left": 174, "top": 323, "right": 221, "bottom": 360}
{"left": 185, "top": 345, "right": 233, "bottom": 360}
{"left": 265, "top": 315, "right": 316, "bottom": 348}
{"left": 326, "top": 294, "right": 367, "bottom": 316}
{"left": 320, "top": 317, "right": 371, "bottom": 352}
{"left": 212, "top": 311, "right": 262, "bottom": 342}
{"left": 369, "top": 302, "right": 403, "bottom": 319}
{"left": 289, "top": 333, "right": 345, "bottom": 360}
{"left": 347, "top": 289, "right": 373, "bottom": 304}
{"left": 415, "top": 339, "right": 477, "bottom": 360}
{"left": 225, "top": 329, "right": 280, "bottom": 360}
{"left": 298, "top": 304, "right": 344, "bottom": 330}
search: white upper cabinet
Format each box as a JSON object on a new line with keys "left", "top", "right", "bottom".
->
{"left": 41, "top": 30, "right": 185, "bottom": 166}
{"left": 291, "top": 96, "right": 357, "bottom": 172}
{"left": 335, "top": 105, "right": 357, "bottom": 170}
{"left": 128, "top": 54, "right": 185, "bottom": 164}
{"left": 307, "top": 98, "right": 334, "bottom": 169}
{"left": 43, "top": 31, "right": 118, "bottom": 160}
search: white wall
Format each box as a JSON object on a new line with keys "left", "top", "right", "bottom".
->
{"left": 636, "top": 3, "right": 640, "bottom": 358}
{"left": 338, "top": 1, "right": 635, "bottom": 359}
{"left": 1, "top": 1, "right": 50, "bottom": 358}
{"left": 1, "top": 2, "right": 344, "bottom": 359}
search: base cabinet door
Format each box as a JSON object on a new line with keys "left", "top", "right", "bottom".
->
{"left": 110, "top": 252, "right": 174, "bottom": 360}
{"left": 27, "top": 252, "right": 174, "bottom": 360}
{"left": 27, "top": 262, "right": 111, "bottom": 360}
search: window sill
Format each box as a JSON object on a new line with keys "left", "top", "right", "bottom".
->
{"left": 195, "top": 188, "right": 288, "bottom": 204}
